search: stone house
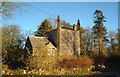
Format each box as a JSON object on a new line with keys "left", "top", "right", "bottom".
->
{"left": 25, "top": 16, "right": 83, "bottom": 57}
{"left": 25, "top": 36, "right": 56, "bottom": 55}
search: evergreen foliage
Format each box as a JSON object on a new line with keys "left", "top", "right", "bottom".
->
{"left": 92, "top": 10, "right": 108, "bottom": 54}
{"left": 35, "top": 19, "right": 53, "bottom": 37}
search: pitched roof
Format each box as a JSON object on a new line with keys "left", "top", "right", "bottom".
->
{"left": 28, "top": 36, "right": 55, "bottom": 48}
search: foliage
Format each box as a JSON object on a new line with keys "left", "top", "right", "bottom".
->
{"left": 105, "top": 50, "right": 120, "bottom": 69}
{"left": 1, "top": 9, "right": 119, "bottom": 75}
{"left": 5, "top": 49, "right": 27, "bottom": 70}
{"left": 92, "top": 10, "right": 108, "bottom": 61}
{"left": 2, "top": 55, "right": 95, "bottom": 75}
{"left": 27, "top": 44, "right": 57, "bottom": 70}
{"left": 92, "top": 10, "right": 107, "bottom": 39}
{"left": 91, "top": 51, "right": 108, "bottom": 65}
{"left": 2, "top": 67, "right": 98, "bottom": 75}
{"left": 2, "top": 25, "right": 24, "bottom": 52}
{"left": 2, "top": 25, "right": 24, "bottom": 49}
{"left": 56, "top": 56, "right": 94, "bottom": 69}
{"left": 103, "top": 30, "right": 119, "bottom": 69}
{"left": 1, "top": 2, "right": 26, "bottom": 19}
{"left": 1, "top": 25, "right": 26, "bottom": 69}
{"left": 35, "top": 19, "right": 53, "bottom": 37}
{"left": 107, "top": 30, "right": 118, "bottom": 52}
{"left": 47, "top": 17, "right": 57, "bottom": 28}
{"left": 82, "top": 28, "right": 93, "bottom": 55}
{"left": 61, "top": 20, "right": 70, "bottom": 26}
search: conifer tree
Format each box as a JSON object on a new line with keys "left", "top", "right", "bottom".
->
{"left": 35, "top": 19, "right": 53, "bottom": 37}
{"left": 92, "top": 10, "right": 108, "bottom": 56}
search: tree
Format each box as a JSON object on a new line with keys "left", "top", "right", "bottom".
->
{"left": 24, "top": 30, "right": 34, "bottom": 38}
{"left": 92, "top": 10, "right": 108, "bottom": 65}
{"left": 2, "top": 25, "right": 25, "bottom": 64}
{"left": 105, "top": 30, "right": 120, "bottom": 68}
{"left": 0, "top": 2, "right": 26, "bottom": 19}
{"left": 107, "top": 30, "right": 117, "bottom": 52}
{"left": 92, "top": 10, "right": 107, "bottom": 51}
{"left": 82, "top": 27, "right": 93, "bottom": 56}
{"left": 61, "top": 20, "right": 70, "bottom": 26}
{"left": 47, "top": 17, "right": 57, "bottom": 29}
{"left": 35, "top": 19, "right": 53, "bottom": 37}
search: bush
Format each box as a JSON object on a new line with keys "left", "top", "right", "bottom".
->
{"left": 105, "top": 50, "right": 120, "bottom": 69}
{"left": 27, "top": 45, "right": 57, "bottom": 70}
{"left": 56, "top": 56, "right": 94, "bottom": 69}
{"left": 5, "top": 49, "right": 27, "bottom": 70}
{"left": 91, "top": 51, "right": 108, "bottom": 65}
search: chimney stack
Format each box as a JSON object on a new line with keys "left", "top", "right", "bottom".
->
{"left": 73, "top": 24, "right": 77, "bottom": 31}
{"left": 77, "top": 19, "right": 80, "bottom": 26}
{"left": 57, "top": 15, "right": 61, "bottom": 56}
{"left": 77, "top": 19, "right": 82, "bottom": 56}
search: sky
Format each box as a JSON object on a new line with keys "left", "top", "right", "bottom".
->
{"left": 4, "top": 2, "right": 118, "bottom": 34}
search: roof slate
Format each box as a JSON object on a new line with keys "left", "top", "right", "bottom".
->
{"left": 28, "top": 36, "right": 55, "bottom": 48}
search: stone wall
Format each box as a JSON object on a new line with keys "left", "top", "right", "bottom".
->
{"left": 47, "top": 28, "right": 80, "bottom": 57}
{"left": 60, "top": 28, "right": 80, "bottom": 56}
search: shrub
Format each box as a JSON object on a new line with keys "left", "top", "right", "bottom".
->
{"left": 105, "top": 50, "right": 120, "bottom": 68}
{"left": 5, "top": 49, "right": 27, "bottom": 70}
{"left": 27, "top": 45, "right": 57, "bottom": 70}
{"left": 56, "top": 56, "right": 94, "bottom": 69}
{"left": 91, "top": 51, "right": 108, "bottom": 65}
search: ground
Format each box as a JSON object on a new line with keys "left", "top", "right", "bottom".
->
{"left": 92, "top": 66, "right": 120, "bottom": 77}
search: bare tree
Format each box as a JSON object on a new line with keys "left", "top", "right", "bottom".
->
{"left": 1, "top": 2, "right": 26, "bottom": 19}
